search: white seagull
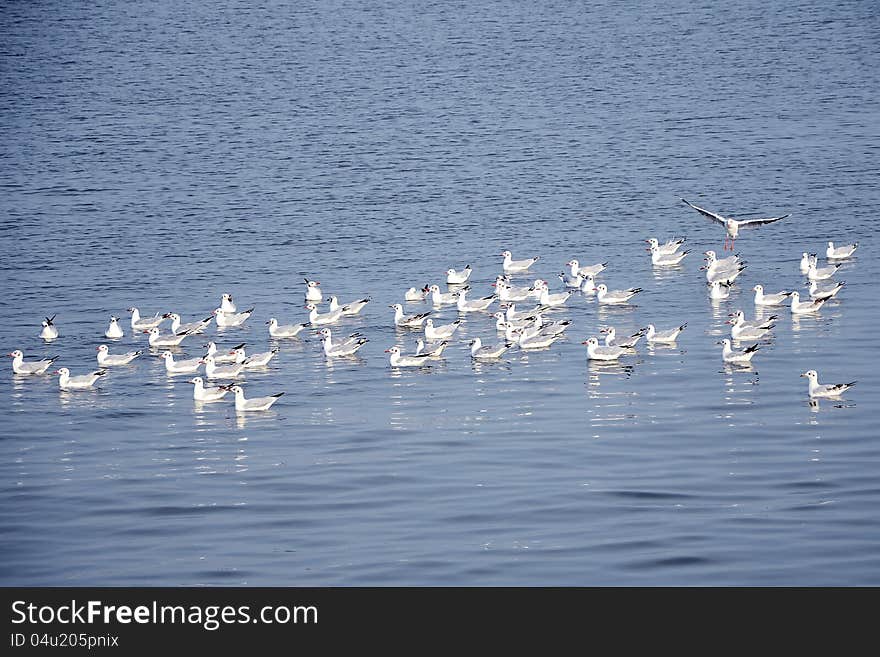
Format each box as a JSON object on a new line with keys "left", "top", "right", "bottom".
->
{"left": 55, "top": 367, "right": 106, "bottom": 390}
{"left": 305, "top": 303, "right": 342, "bottom": 326}
{"left": 826, "top": 241, "right": 858, "bottom": 260}
{"left": 266, "top": 318, "right": 308, "bottom": 338}
{"left": 446, "top": 265, "right": 473, "bottom": 285}
{"left": 164, "top": 312, "right": 213, "bottom": 335}
{"left": 729, "top": 310, "right": 777, "bottom": 332}
{"left": 516, "top": 330, "right": 563, "bottom": 350}
{"left": 145, "top": 327, "right": 190, "bottom": 348}
{"left": 753, "top": 284, "right": 792, "bottom": 307}
{"left": 456, "top": 289, "right": 495, "bottom": 313}
{"left": 7, "top": 350, "right": 58, "bottom": 375}
{"left": 493, "top": 276, "right": 533, "bottom": 301}
{"left": 582, "top": 337, "right": 626, "bottom": 361}
{"left": 469, "top": 337, "right": 513, "bottom": 360}
{"left": 424, "top": 318, "right": 461, "bottom": 341}
{"left": 600, "top": 326, "right": 645, "bottom": 349}
{"left": 596, "top": 283, "right": 642, "bottom": 305}
{"left": 581, "top": 274, "right": 598, "bottom": 294}
{"left": 390, "top": 303, "right": 431, "bottom": 328}
{"left": 535, "top": 281, "right": 570, "bottom": 307}
{"left": 415, "top": 339, "right": 449, "bottom": 357}
{"left": 800, "top": 370, "right": 856, "bottom": 398}
{"left": 799, "top": 253, "right": 814, "bottom": 274}
{"left": 645, "top": 237, "right": 686, "bottom": 255}
{"left": 427, "top": 284, "right": 464, "bottom": 306}
{"left": 127, "top": 307, "right": 166, "bottom": 331}
{"left": 501, "top": 250, "right": 539, "bottom": 273}
{"left": 213, "top": 307, "right": 254, "bottom": 327}
{"left": 229, "top": 384, "right": 284, "bottom": 412}
{"left": 704, "top": 250, "right": 742, "bottom": 275}
{"left": 727, "top": 314, "right": 774, "bottom": 341}
{"left": 558, "top": 269, "right": 583, "bottom": 289}
{"left": 718, "top": 338, "right": 760, "bottom": 365}
{"left": 96, "top": 345, "right": 141, "bottom": 367}
{"left": 204, "top": 341, "right": 245, "bottom": 363}
{"left": 220, "top": 293, "right": 237, "bottom": 313}
{"left": 161, "top": 351, "right": 202, "bottom": 374}
{"left": 329, "top": 295, "right": 371, "bottom": 316}
{"left": 681, "top": 197, "right": 790, "bottom": 250}
{"left": 230, "top": 346, "right": 279, "bottom": 369}
{"left": 189, "top": 377, "right": 231, "bottom": 403}
{"left": 304, "top": 279, "right": 323, "bottom": 302}
{"left": 105, "top": 316, "right": 124, "bottom": 339}
{"left": 807, "top": 260, "right": 841, "bottom": 281}
{"left": 704, "top": 263, "right": 746, "bottom": 285}
{"left": 790, "top": 291, "right": 826, "bottom": 314}
{"left": 385, "top": 345, "right": 433, "bottom": 367}
{"left": 708, "top": 280, "right": 731, "bottom": 300}
{"left": 568, "top": 259, "right": 607, "bottom": 277}
{"left": 318, "top": 328, "right": 368, "bottom": 357}
{"left": 649, "top": 246, "right": 690, "bottom": 266}
{"left": 645, "top": 323, "right": 687, "bottom": 344}
{"left": 404, "top": 286, "right": 430, "bottom": 302}
{"left": 807, "top": 280, "right": 845, "bottom": 301}
{"left": 202, "top": 354, "right": 245, "bottom": 380}
{"left": 40, "top": 315, "right": 59, "bottom": 341}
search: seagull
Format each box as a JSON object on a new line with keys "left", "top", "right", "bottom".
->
{"left": 807, "top": 260, "right": 841, "bottom": 281}
{"left": 318, "top": 328, "right": 369, "bottom": 357}
{"left": 390, "top": 303, "right": 431, "bottom": 328}
{"left": 708, "top": 280, "right": 731, "bottom": 300}
{"left": 329, "top": 295, "right": 371, "bottom": 316}
{"left": 229, "top": 384, "right": 284, "bottom": 412}
{"left": 790, "top": 291, "right": 826, "bottom": 314}
{"left": 800, "top": 370, "right": 856, "bottom": 398}
{"left": 427, "top": 284, "right": 465, "bottom": 306}
{"left": 469, "top": 337, "right": 513, "bottom": 360}
{"left": 582, "top": 336, "right": 626, "bottom": 361}
{"left": 649, "top": 245, "right": 690, "bottom": 266}
{"left": 681, "top": 198, "right": 790, "bottom": 250}
{"left": 304, "top": 279, "right": 323, "bottom": 302}
{"left": 204, "top": 341, "right": 245, "bottom": 363}
{"left": 493, "top": 311, "right": 534, "bottom": 331}
{"left": 40, "top": 315, "right": 58, "bottom": 341}
{"left": 161, "top": 351, "right": 203, "bottom": 374}
{"left": 493, "top": 277, "right": 533, "bottom": 302}
{"left": 266, "top": 318, "right": 308, "bottom": 338}
{"left": 105, "top": 316, "right": 124, "bottom": 339}
{"left": 415, "top": 339, "right": 449, "bottom": 357}
{"left": 220, "top": 293, "right": 237, "bottom": 313}
{"left": 202, "top": 354, "right": 245, "bottom": 380}
{"left": 305, "top": 303, "right": 342, "bottom": 326}
{"left": 54, "top": 367, "right": 106, "bottom": 390}
{"left": 727, "top": 314, "right": 774, "bottom": 341}
{"left": 568, "top": 259, "right": 607, "bottom": 277}
{"left": 385, "top": 345, "right": 433, "bottom": 367}
{"left": 456, "top": 288, "right": 495, "bottom": 313}
{"left": 501, "top": 250, "right": 539, "bottom": 273}
{"left": 503, "top": 303, "right": 545, "bottom": 322}
{"left": 404, "top": 285, "right": 430, "bottom": 302}
{"left": 189, "top": 376, "right": 232, "bottom": 403}
{"left": 520, "top": 313, "right": 570, "bottom": 340}
{"left": 446, "top": 265, "right": 472, "bottom": 285}
{"left": 581, "top": 274, "right": 598, "bottom": 295}
{"left": 596, "top": 283, "right": 642, "bottom": 304}
{"left": 645, "top": 237, "right": 685, "bottom": 255}
{"left": 516, "top": 330, "right": 563, "bottom": 350}
{"left": 799, "top": 253, "right": 814, "bottom": 274}
{"left": 753, "top": 284, "right": 792, "bottom": 307}
{"left": 718, "top": 338, "right": 760, "bottom": 365}
{"left": 127, "top": 307, "right": 166, "bottom": 331}
{"left": 704, "top": 250, "right": 742, "bottom": 274}
{"left": 600, "top": 326, "right": 645, "bottom": 349}
{"left": 826, "top": 241, "right": 858, "bottom": 260}
{"left": 806, "top": 279, "right": 845, "bottom": 301}
{"left": 558, "top": 269, "right": 584, "bottom": 289}
{"left": 703, "top": 263, "right": 746, "bottom": 285}
{"left": 164, "top": 312, "right": 213, "bottom": 335}
{"left": 729, "top": 310, "right": 777, "bottom": 332}
{"left": 7, "top": 350, "right": 58, "bottom": 375}
{"left": 535, "top": 281, "right": 571, "bottom": 307}
{"left": 424, "top": 318, "right": 461, "bottom": 341}
{"left": 645, "top": 323, "right": 687, "bottom": 344}
{"left": 145, "top": 327, "right": 190, "bottom": 348}
{"left": 229, "top": 346, "right": 279, "bottom": 369}
{"left": 214, "top": 307, "right": 254, "bottom": 327}
{"left": 96, "top": 345, "right": 141, "bottom": 367}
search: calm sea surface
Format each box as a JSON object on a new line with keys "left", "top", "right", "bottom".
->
{"left": 1, "top": 0, "right": 878, "bottom": 585}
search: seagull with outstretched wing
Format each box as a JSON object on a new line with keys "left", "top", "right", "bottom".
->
{"left": 681, "top": 198, "right": 789, "bottom": 250}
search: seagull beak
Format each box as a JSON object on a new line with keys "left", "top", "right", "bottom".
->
{"left": 384, "top": 349, "right": 391, "bottom": 353}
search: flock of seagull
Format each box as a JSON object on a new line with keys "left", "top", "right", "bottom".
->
{"left": 7, "top": 198, "right": 860, "bottom": 410}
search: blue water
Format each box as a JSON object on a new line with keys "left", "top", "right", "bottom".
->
{"left": 1, "top": 0, "right": 879, "bottom": 585}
